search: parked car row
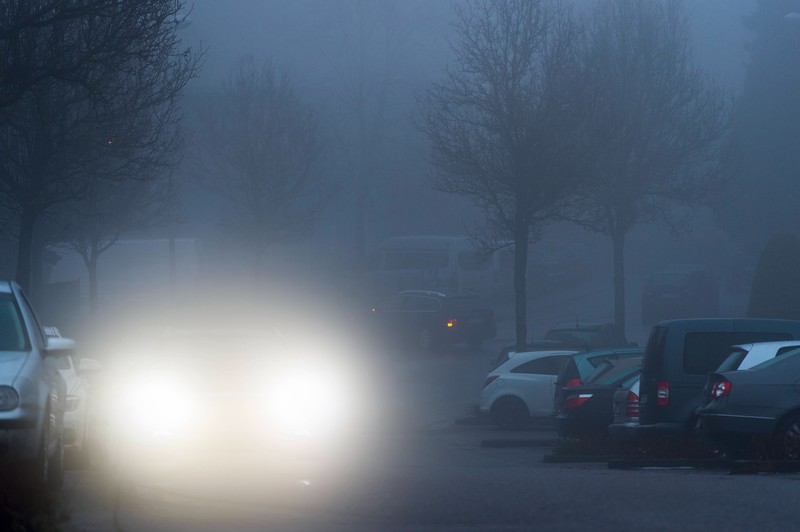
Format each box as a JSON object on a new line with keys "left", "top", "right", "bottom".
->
{"left": 475, "top": 317, "right": 800, "bottom": 462}
{"left": 607, "top": 319, "right": 800, "bottom": 459}
{"left": 477, "top": 344, "right": 642, "bottom": 430}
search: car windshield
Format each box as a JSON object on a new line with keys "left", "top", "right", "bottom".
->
{"left": 585, "top": 357, "right": 643, "bottom": 385}
{"left": 716, "top": 347, "right": 749, "bottom": 372}
{"left": 0, "top": 293, "right": 27, "bottom": 352}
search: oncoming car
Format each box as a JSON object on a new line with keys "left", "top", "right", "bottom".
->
{"left": 0, "top": 282, "right": 74, "bottom": 493}
{"left": 371, "top": 290, "right": 497, "bottom": 350}
{"left": 106, "top": 327, "right": 369, "bottom": 467}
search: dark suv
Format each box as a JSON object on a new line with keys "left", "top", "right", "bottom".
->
{"left": 635, "top": 319, "right": 800, "bottom": 441}
{"left": 371, "top": 290, "right": 497, "bottom": 350}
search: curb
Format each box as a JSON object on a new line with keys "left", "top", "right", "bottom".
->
{"left": 607, "top": 458, "right": 732, "bottom": 470}
{"left": 543, "top": 454, "right": 623, "bottom": 463}
{"left": 729, "top": 460, "right": 800, "bottom": 475}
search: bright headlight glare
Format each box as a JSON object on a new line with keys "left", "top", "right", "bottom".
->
{"left": 65, "top": 394, "right": 81, "bottom": 412}
{"left": 266, "top": 368, "right": 353, "bottom": 437}
{"left": 0, "top": 386, "right": 19, "bottom": 411}
{"left": 120, "top": 377, "right": 197, "bottom": 436}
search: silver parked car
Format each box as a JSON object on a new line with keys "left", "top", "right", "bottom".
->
{"left": 0, "top": 281, "right": 73, "bottom": 492}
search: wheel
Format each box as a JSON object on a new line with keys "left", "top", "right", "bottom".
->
{"left": 777, "top": 413, "right": 800, "bottom": 460}
{"left": 491, "top": 396, "right": 529, "bottom": 429}
{"left": 417, "top": 328, "right": 434, "bottom": 351}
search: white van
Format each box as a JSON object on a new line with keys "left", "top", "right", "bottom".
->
{"left": 363, "top": 236, "right": 499, "bottom": 298}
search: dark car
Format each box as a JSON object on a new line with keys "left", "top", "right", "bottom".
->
{"left": 697, "top": 348, "right": 800, "bottom": 459}
{"left": 555, "top": 356, "right": 642, "bottom": 439}
{"left": 636, "top": 318, "right": 800, "bottom": 442}
{"left": 543, "top": 322, "right": 630, "bottom": 350}
{"left": 490, "top": 323, "right": 631, "bottom": 368}
{"left": 371, "top": 290, "right": 497, "bottom": 350}
{"left": 641, "top": 265, "right": 719, "bottom": 325}
{"left": 553, "top": 347, "right": 644, "bottom": 409}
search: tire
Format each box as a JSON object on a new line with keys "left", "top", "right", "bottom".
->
{"left": 491, "top": 396, "right": 529, "bottom": 429}
{"left": 777, "top": 413, "right": 800, "bottom": 460}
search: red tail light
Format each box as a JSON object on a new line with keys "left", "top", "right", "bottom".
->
{"left": 656, "top": 381, "right": 670, "bottom": 406}
{"left": 446, "top": 318, "right": 458, "bottom": 328}
{"left": 564, "top": 393, "right": 593, "bottom": 410}
{"left": 565, "top": 378, "right": 582, "bottom": 388}
{"left": 711, "top": 380, "right": 732, "bottom": 398}
{"left": 483, "top": 375, "right": 499, "bottom": 388}
{"left": 626, "top": 391, "right": 640, "bottom": 418}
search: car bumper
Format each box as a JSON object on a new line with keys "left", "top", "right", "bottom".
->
{"left": 0, "top": 418, "right": 40, "bottom": 461}
{"left": 695, "top": 413, "right": 776, "bottom": 444}
{"left": 608, "top": 421, "right": 640, "bottom": 443}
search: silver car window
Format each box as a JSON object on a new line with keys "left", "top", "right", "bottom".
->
{"left": 0, "top": 293, "right": 28, "bottom": 351}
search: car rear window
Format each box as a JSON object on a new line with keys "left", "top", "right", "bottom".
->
{"left": 511, "top": 355, "right": 570, "bottom": 375}
{"left": 683, "top": 332, "right": 792, "bottom": 374}
{"left": 748, "top": 347, "right": 800, "bottom": 371}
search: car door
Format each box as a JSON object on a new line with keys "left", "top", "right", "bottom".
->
{"left": 510, "top": 355, "right": 571, "bottom": 416}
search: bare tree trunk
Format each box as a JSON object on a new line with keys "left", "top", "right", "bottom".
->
{"left": 88, "top": 240, "right": 99, "bottom": 318}
{"left": 514, "top": 214, "right": 529, "bottom": 348}
{"left": 15, "top": 207, "right": 37, "bottom": 294}
{"left": 612, "top": 230, "right": 626, "bottom": 337}
{"left": 30, "top": 233, "right": 44, "bottom": 307}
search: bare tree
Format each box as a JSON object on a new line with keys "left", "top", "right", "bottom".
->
{"left": 195, "top": 56, "right": 327, "bottom": 275}
{"left": 417, "top": 0, "right": 589, "bottom": 347}
{"left": 0, "top": 0, "right": 191, "bottom": 108}
{"left": 0, "top": 0, "right": 199, "bottom": 295}
{"left": 568, "top": 0, "right": 729, "bottom": 334}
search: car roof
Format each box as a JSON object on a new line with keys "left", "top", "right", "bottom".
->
{"left": 397, "top": 289, "right": 477, "bottom": 298}
{"left": 499, "top": 349, "right": 578, "bottom": 367}
{"left": 549, "top": 322, "right": 613, "bottom": 330}
{"left": 732, "top": 340, "right": 800, "bottom": 351}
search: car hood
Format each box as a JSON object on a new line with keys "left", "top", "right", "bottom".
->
{"left": 0, "top": 351, "right": 31, "bottom": 386}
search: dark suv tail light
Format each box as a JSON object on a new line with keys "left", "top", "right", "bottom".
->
{"left": 565, "top": 378, "right": 582, "bottom": 388}
{"left": 711, "top": 380, "right": 732, "bottom": 398}
{"left": 626, "top": 391, "right": 640, "bottom": 418}
{"left": 656, "top": 381, "right": 670, "bottom": 406}
{"left": 483, "top": 375, "right": 499, "bottom": 389}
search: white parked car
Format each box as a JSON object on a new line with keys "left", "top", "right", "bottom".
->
{"left": 45, "top": 327, "right": 101, "bottom": 467}
{"left": 478, "top": 350, "right": 577, "bottom": 428}
{"left": 0, "top": 282, "right": 74, "bottom": 492}
{"left": 715, "top": 341, "right": 800, "bottom": 372}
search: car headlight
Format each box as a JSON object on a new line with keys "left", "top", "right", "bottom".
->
{"left": 265, "top": 368, "right": 354, "bottom": 439}
{"left": 120, "top": 378, "right": 198, "bottom": 438}
{"left": 0, "top": 386, "right": 19, "bottom": 411}
{"left": 65, "top": 394, "right": 81, "bottom": 412}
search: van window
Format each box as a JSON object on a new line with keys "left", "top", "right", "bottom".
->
{"left": 384, "top": 251, "right": 449, "bottom": 270}
{"left": 683, "top": 332, "right": 792, "bottom": 374}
